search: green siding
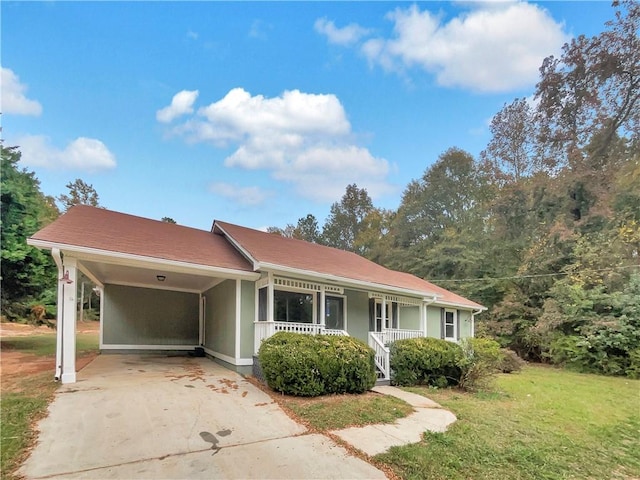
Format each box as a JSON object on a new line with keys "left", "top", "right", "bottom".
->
{"left": 103, "top": 284, "right": 198, "bottom": 346}
{"left": 240, "top": 280, "right": 255, "bottom": 359}
{"left": 426, "top": 306, "right": 442, "bottom": 339}
{"left": 399, "top": 306, "right": 420, "bottom": 330}
{"left": 344, "top": 289, "right": 369, "bottom": 343}
{"left": 459, "top": 310, "right": 473, "bottom": 338}
{"left": 203, "top": 280, "right": 236, "bottom": 357}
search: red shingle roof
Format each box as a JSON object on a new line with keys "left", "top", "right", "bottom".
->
{"left": 214, "top": 221, "right": 484, "bottom": 309}
{"left": 30, "top": 206, "right": 253, "bottom": 272}
{"left": 29, "top": 206, "right": 483, "bottom": 308}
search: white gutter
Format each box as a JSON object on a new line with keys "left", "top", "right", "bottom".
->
{"left": 51, "top": 248, "right": 64, "bottom": 381}
{"left": 27, "top": 238, "right": 260, "bottom": 281}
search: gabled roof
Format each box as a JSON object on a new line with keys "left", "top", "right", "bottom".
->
{"left": 29, "top": 205, "right": 253, "bottom": 273}
{"left": 29, "top": 206, "right": 484, "bottom": 309}
{"left": 213, "top": 221, "right": 484, "bottom": 309}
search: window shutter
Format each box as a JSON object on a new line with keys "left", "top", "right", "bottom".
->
{"left": 392, "top": 302, "right": 399, "bottom": 329}
{"left": 368, "top": 298, "right": 375, "bottom": 332}
{"left": 440, "top": 308, "right": 445, "bottom": 339}
{"left": 456, "top": 309, "right": 461, "bottom": 340}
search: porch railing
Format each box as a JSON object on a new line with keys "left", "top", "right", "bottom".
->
{"left": 377, "top": 328, "right": 424, "bottom": 345}
{"left": 368, "top": 332, "right": 390, "bottom": 380}
{"left": 254, "top": 321, "right": 348, "bottom": 354}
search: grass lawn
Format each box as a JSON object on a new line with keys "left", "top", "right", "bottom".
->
{"left": 275, "top": 392, "right": 414, "bottom": 431}
{"left": 0, "top": 333, "right": 98, "bottom": 356}
{"left": 0, "top": 329, "right": 99, "bottom": 480}
{"left": 376, "top": 365, "right": 640, "bottom": 480}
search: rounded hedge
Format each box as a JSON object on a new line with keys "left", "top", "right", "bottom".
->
{"left": 389, "top": 337, "right": 463, "bottom": 387}
{"left": 258, "top": 332, "right": 377, "bottom": 396}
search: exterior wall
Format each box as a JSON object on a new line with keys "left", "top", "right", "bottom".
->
{"left": 426, "top": 306, "right": 442, "bottom": 339}
{"left": 459, "top": 309, "right": 473, "bottom": 338}
{"left": 203, "top": 280, "right": 236, "bottom": 358}
{"left": 344, "top": 289, "right": 369, "bottom": 343}
{"left": 102, "top": 284, "right": 198, "bottom": 346}
{"left": 240, "top": 280, "right": 255, "bottom": 359}
{"left": 426, "top": 306, "right": 475, "bottom": 340}
{"left": 399, "top": 306, "right": 420, "bottom": 330}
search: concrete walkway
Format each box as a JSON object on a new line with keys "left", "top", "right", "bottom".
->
{"left": 331, "top": 385, "right": 457, "bottom": 457}
{"left": 19, "top": 355, "right": 385, "bottom": 480}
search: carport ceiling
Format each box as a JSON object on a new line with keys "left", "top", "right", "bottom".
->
{"left": 80, "top": 260, "right": 223, "bottom": 293}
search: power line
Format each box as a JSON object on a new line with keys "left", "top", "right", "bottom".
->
{"left": 429, "top": 264, "right": 640, "bottom": 283}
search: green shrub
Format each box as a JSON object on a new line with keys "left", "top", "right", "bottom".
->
{"left": 457, "top": 338, "right": 505, "bottom": 391}
{"left": 626, "top": 349, "right": 640, "bottom": 379}
{"left": 389, "top": 337, "right": 463, "bottom": 387}
{"left": 499, "top": 348, "right": 525, "bottom": 373}
{"left": 258, "top": 332, "right": 376, "bottom": 396}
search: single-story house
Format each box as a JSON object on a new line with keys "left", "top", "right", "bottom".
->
{"left": 28, "top": 205, "right": 486, "bottom": 384}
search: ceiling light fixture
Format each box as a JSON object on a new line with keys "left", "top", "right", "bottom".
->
{"left": 156, "top": 275, "right": 166, "bottom": 282}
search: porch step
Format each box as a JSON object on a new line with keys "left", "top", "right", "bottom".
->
{"left": 375, "top": 378, "right": 390, "bottom": 386}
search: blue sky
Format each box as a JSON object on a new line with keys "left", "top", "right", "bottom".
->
{"left": 3, "top": 1, "right": 614, "bottom": 231}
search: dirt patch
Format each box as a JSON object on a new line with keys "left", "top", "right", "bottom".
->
{"left": 0, "top": 320, "right": 100, "bottom": 337}
{"left": 0, "top": 321, "right": 100, "bottom": 382}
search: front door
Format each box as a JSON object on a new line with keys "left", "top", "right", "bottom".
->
{"left": 374, "top": 300, "right": 391, "bottom": 332}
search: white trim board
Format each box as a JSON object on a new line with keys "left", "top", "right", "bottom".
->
{"left": 101, "top": 344, "right": 198, "bottom": 350}
{"left": 202, "top": 347, "right": 253, "bottom": 366}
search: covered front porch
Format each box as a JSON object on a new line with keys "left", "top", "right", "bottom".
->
{"left": 252, "top": 275, "right": 435, "bottom": 381}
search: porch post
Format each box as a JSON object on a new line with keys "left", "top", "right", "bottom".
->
{"left": 61, "top": 257, "right": 78, "bottom": 384}
{"left": 382, "top": 297, "right": 387, "bottom": 331}
{"left": 267, "top": 273, "right": 274, "bottom": 322}
{"left": 420, "top": 302, "right": 426, "bottom": 337}
{"left": 319, "top": 286, "right": 326, "bottom": 328}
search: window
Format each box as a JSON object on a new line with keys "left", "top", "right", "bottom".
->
{"left": 325, "top": 296, "right": 345, "bottom": 331}
{"left": 444, "top": 309, "right": 456, "bottom": 340}
{"left": 274, "top": 290, "right": 314, "bottom": 323}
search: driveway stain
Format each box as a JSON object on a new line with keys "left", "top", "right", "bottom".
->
{"left": 199, "top": 429, "right": 232, "bottom": 456}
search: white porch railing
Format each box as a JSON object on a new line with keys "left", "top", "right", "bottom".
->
{"left": 369, "top": 329, "right": 426, "bottom": 381}
{"left": 254, "top": 321, "right": 348, "bottom": 354}
{"left": 368, "top": 332, "right": 390, "bottom": 381}
{"left": 377, "top": 329, "right": 424, "bottom": 345}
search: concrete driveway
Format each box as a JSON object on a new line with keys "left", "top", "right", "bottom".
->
{"left": 19, "top": 354, "right": 385, "bottom": 479}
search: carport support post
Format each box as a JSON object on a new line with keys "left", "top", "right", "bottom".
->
{"left": 61, "top": 257, "right": 78, "bottom": 384}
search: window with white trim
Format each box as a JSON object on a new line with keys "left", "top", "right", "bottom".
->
{"left": 274, "top": 290, "right": 315, "bottom": 323}
{"left": 375, "top": 300, "right": 392, "bottom": 332}
{"left": 444, "top": 309, "right": 457, "bottom": 340}
{"left": 325, "top": 295, "right": 346, "bottom": 331}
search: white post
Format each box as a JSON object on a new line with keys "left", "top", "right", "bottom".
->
{"left": 420, "top": 302, "right": 426, "bottom": 337}
{"left": 98, "top": 286, "right": 104, "bottom": 349}
{"left": 267, "top": 273, "right": 274, "bottom": 322}
{"left": 61, "top": 257, "right": 78, "bottom": 384}
{"left": 382, "top": 297, "right": 387, "bottom": 331}
{"left": 319, "top": 286, "right": 326, "bottom": 328}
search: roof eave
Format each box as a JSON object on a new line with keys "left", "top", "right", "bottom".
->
{"left": 27, "top": 238, "right": 260, "bottom": 280}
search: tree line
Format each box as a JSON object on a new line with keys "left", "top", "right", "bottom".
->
{"left": 268, "top": 1, "right": 640, "bottom": 377}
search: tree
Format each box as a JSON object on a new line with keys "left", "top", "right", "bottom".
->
{"left": 535, "top": 0, "right": 639, "bottom": 167}
{"left": 266, "top": 224, "right": 295, "bottom": 237}
{"left": 1, "top": 145, "right": 59, "bottom": 320}
{"left": 57, "top": 178, "right": 100, "bottom": 211}
{"left": 322, "top": 184, "right": 373, "bottom": 253}
{"left": 293, "top": 214, "right": 321, "bottom": 243}
{"left": 161, "top": 217, "right": 177, "bottom": 224}
{"left": 481, "top": 98, "right": 540, "bottom": 182}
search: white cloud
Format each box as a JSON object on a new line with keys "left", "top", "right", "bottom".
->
{"left": 165, "top": 88, "right": 392, "bottom": 202}
{"left": 326, "top": 3, "right": 569, "bottom": 93}
{"left": 209, "top": 182, "right": 270, "bottom": 206}
{"left": 156, "top": 90, "right": 199, "bottom": 123}
{"left": 16, "top": 135, "right": 117, "bottom": 171}
{"left": 314, "top": 18, "right": 371, "bottom": 46}
{"left": 1, "top": 67, "right": 43, "bottom": 116}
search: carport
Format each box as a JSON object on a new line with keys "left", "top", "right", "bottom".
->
{"left": 27, "top": 206, "right": 259, "bottom": 383}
